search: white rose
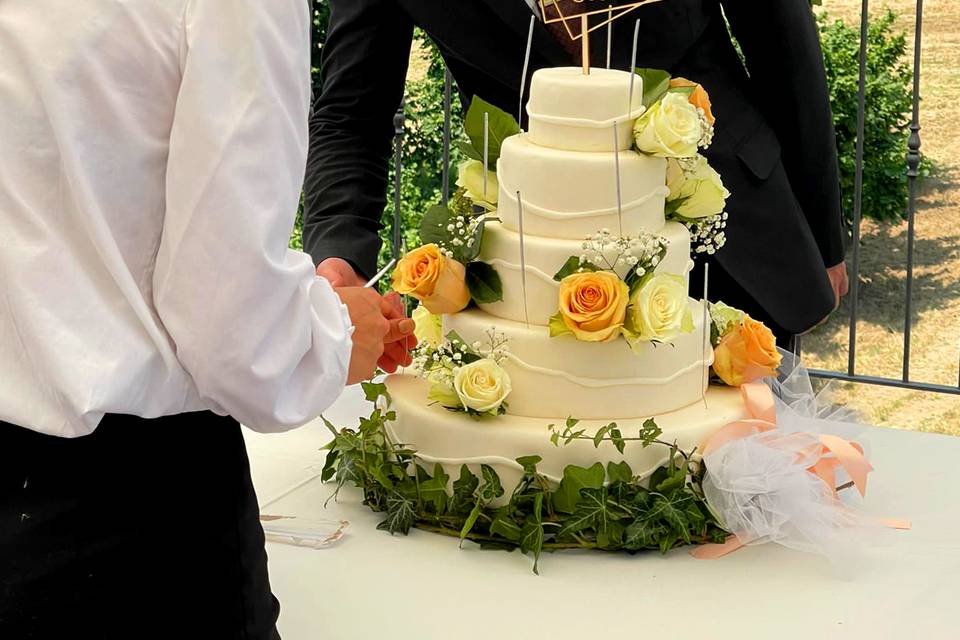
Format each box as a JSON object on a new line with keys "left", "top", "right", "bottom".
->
{"left": 411, "top": 304, "right": 443, "bottom": 348}
{"left": 670, "top": 155, "right": 730, "bottom": 219}
{"left": 624, "top": 273, "right": 694, "bottom": 347}
{"left": 633, "top": 92, "right": 702, "bottom": 158}
{"left": 453, "top": 358, "right": 512, "bottom": 415}
{"left": 456, "top": 159, "right": 498, "bottom": 211}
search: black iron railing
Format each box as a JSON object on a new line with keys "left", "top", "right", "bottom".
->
{"left": 389, "top": 0, "right": 959, "bottom": 397}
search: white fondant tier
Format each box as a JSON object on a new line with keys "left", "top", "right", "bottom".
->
{"left": 526, "top": 67, "right": 645, "bottom": 152}
{"left": 384, "top": 374, "right": 748, "bottom": 501}
{"left": 443, "top": 305, "right": 714, "bottom": 420}
{"left": 477, "top": 221, "right": 693, "bottom": 326}
{"left": 496, "top": 134, "right": 668, "bottom": 240}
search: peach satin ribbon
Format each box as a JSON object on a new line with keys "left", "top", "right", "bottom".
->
{"left": 692, "top": 383, "right": 910, "bottom": 560}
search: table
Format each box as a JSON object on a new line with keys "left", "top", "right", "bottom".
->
{"left": 243, "top": 385, "right": 960, "bottom": 640}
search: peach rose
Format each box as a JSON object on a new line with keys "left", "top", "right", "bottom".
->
{"left": 391, "top": 244, "right": 470, "bottom": 315}
{"left": 670, "top": 78, "right": 715, "bottom": 125}
{"left": 552, "top": 271, "right": 629, "bottom": 343}
{"left": 712, "top": 315, "right": 782, "bottom": 386}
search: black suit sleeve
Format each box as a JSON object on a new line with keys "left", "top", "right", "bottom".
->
{"left": 302, "top": 0, "right": 414, "bottom": 279}
{"left": 721, "top": 0, "right": 846, "bottom": 268}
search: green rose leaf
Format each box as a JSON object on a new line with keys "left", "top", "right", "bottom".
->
{"left": 552, "top": 256, "right": 600, "bottom": 282}
{"left": 465, "top": 261, "right": 504, "bottom": 304}
{"left": 419, "top": 204, "right": 454, "bottom": 247}
{"left": 464, "top": 96, "right": 520, "bottom": 170}
{"left": 456, "top": 140, "right": 482, "bottom": 162}
{"left": 548, "top": 313, "right": 573, "bottom": 339}
{"left": 634, "top": 68, "right": 672, "bottom": 108}
{"left": 553, "top": 463, "right": 605, "bottom": 514}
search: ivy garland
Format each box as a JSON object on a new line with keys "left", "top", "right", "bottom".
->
{"left": 321, "top": 382, "right": 730, "bottom": 574}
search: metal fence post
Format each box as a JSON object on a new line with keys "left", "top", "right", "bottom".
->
{"left": 903, "top": 0, "right": 924, "bottom": 382}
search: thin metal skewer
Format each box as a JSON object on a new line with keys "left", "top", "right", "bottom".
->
{"left": 613, "top": 121, "right": 623, "bottom": 236}
{"left": 627, "top": 19, "right": 640, "bottom": 116}
{"left": 606, "top": 5, "right": 613, "bottom": 69}
{"left": 364, "top": 258, "right": 397, "bottom": 289}
{"left": 701, "top": 262, "right": 710, "bottom": 410}
{"left": 516, "top": 190, "right": 531, "bottom": 326}
{"left": 519, "top": 15, "right": 536, "bottom": 129}
{"left": 483, "top": 112, "right": 490, "bottom": 202}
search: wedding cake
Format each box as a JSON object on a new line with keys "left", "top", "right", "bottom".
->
{"left": 384, "top": 67, "right": 752, "bottom": 496}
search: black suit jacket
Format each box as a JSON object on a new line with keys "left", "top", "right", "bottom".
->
{"left": 303, "top": 0, "right": 846, "bottom": 334}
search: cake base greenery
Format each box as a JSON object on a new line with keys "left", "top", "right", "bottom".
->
{"left": 321, "top": 382, "right": 730, "bottom": 573}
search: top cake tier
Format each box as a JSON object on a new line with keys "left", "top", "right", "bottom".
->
{"left": 526, "top": 67, "right": 645, "bottom": 152}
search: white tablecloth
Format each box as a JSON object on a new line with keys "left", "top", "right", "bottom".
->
{"left": 243, "top": 385, "right": 960, "bottom": 640}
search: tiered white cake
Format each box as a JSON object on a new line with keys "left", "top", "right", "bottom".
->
{"left": 386, "top": 68, "right": 749, "bottom": 494}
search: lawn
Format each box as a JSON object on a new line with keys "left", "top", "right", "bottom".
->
{"left": 803, "top": 0, "right": 960, "bottom": 435}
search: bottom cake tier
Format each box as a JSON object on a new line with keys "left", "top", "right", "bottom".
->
{"left": 384, "top": 374, "right": 749, "bottom": 501}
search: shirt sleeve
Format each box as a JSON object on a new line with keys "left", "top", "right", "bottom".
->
{"left": 153, "top": 0, "right": 353, "bottom": 433}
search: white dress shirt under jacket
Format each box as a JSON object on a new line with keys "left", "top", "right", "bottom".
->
{"left": 0, "top": 0, "right": 354, "bottom": 437}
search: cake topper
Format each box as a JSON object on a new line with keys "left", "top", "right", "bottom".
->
{"left": 612, "top": 121, "right": 624, "bottom": 236}
{"left": 701, "top": 262, "right": 710, "bottom": 410}
{"left": 516, "top": 190, "right": 531, "bottom": 326}
{"left": 519, "top": 15, "right": 536, "bottom": 127}
{"left": 537, "top": 0, "right": 665, "bottom": 74}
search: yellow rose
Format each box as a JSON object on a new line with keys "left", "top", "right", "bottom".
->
{"left": 669, "top": 77, "right": 715, "bottom": 125}
{"left": 633, "top": 92, "right": 702, "bottom": 158}
{"left": 552, "top": 271, "right": 629, "bottom": 343}
{"left": 456, "top": 159, "right": 498, "bottom": 211}
{"left": 669, "top": 155, "right": 729, "bottom": 219}
{"left": 391, "top": 244, "right": 470, "bottom": 315}
{"left": 453, "top": 358, "right": 512, "bottom": 415}
{"left": 712, "top": 315, "right": 782, "bottom": 386}
{"left": 411, "top": 304, "right": 443, "bottom": 348}
{"left": 623, "top": 273, "right": 694, "bottom": 348}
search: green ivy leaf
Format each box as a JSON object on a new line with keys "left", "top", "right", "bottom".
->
{"left": 377, "top": 492, "right": 417, "bottom": 535}
{"left": 320, "top": 449, "right": 340, "bottom": 483}
{"left": 417, "top": 463, "right": 450, "bottom": 514}
{"left": 606, "top": 461, "right": 633, "bottom": 485}
{"left": 634, "top": 68, "right": 672, "bottom": 108}
{"left": 465, "top": 261, "right": 504, "bottom": 304}
{"left": 519, "top": 493, "right": 544, "bottom": 575}
{"left": 647, "top": 494, "right": 693, "bottom": 544}
{"left": 516, "top": 455, "right": 542, "bottom": 475}
{"left": 553, "top": 463, "right": 605, "bottom": 515}
{"left": 450, "top": 465, "right": 479, "bottom": 516}
{"left": 459, "top": 501, "right": 483, "bottom": 544}
{"left": 623, "top": 517, "right": 667, "bottom": 551}
{"left": 464, "top": 96, "right": 520, "bottom": 170}
{"left": 592, "top": 424, "right": 611, "bottom": 449}
{"left": 596, "top": 519, "right": 626, "bottom": 550}
{"left": 654, "top": 456, "right": 688, "bottom": 495}
{"left": 478, "top": 464, "right": 505, "bottom": 502}
{"left": 639, "top": 418, "right": 663, "bottom": 447}
{"left": 490, "top": 511, "right": 524, "bottom": 542}
{"left": 609, "top": 425, "right": 626, "bottom": 455}
{"left": 361, "top": 381, "right": 390, "bottom": 405}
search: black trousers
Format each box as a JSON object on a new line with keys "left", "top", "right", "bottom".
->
{"left": 0, "top": 411, "right": 281, "bottom": 640}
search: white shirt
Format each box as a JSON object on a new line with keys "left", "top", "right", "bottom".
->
{"left": 0, "top": 0, "right": 354, "bottom": 437}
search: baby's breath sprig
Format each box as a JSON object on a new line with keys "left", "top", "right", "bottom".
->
{"left": 687, "top": 212, "right": 728, "bottom": 255}
{"left": 577, "top": 229, "right": 669, "bottom": 280}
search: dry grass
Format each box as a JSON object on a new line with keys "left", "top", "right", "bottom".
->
{"left": 804, "top": 1, "right": 960, "bottom": 435}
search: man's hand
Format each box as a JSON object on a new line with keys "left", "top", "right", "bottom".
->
{"left": 317, "top": 257, "right": 367, "bottom": 288}
{"left": 379, "top": 291, "right": 416, "bottom": 373}
{"left": 320, "top": 258, "right": 416, "bottom": 374}
{"left": 335, "top": 287, "right": 390, "bottom": 385}
{"left": 827, "top": 261, "right": 849, "bottom": 310}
